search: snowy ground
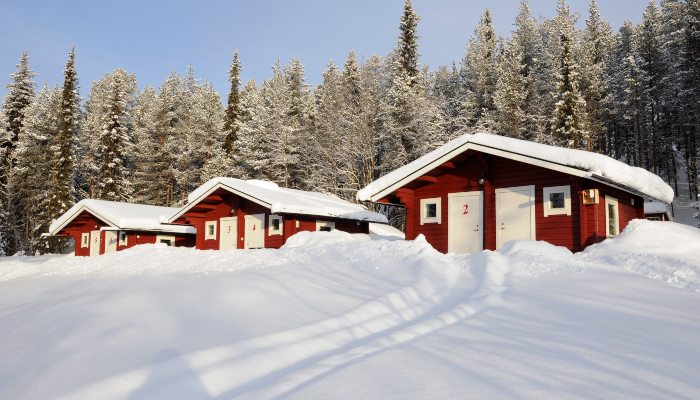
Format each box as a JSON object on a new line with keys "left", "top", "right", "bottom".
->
{"left": 1, "top": 222, "right": 700, "bottom": 399}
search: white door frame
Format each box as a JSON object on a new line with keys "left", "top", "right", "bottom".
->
{"left": 447, "top": 191, "right": 483, "bottom": 254}
{"left": 90, "top": 230, "right": 101, "bottom": 257}
{"left": 220, "top": 216, "right": 238, "bottom": 250}
{"left": 244, "top": 213, "right": 265, "bottom": 249}
{"left": 495, "top": 185, "right": 536, "bottom": 249}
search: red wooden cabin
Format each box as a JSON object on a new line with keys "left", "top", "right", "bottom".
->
{"left": 167, "top": 178, "right": 387, "bottom": 250}
{"left": 644, "top": 202, "right": 673, "bottom": 221}
{"left": 47, "top": 199, "right": 196, "bottom": 256}
{"left": 357, "top": 133, "right": 674, "bottom": 254}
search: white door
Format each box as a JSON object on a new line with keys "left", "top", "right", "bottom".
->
{"left": 245, "top": 214, "right": 265, "bottom": 249}
{"left": 496, "top": 185, "right": 536, "bottom": 249}
{"left": 448, "top": 191, "right": 483, "bottom": 254}
{"left": 104, "top": 231, "right": 118, "bottom": 253}
{"left": 220, "top": 217, "right": 238, "bottom": 250}
{"left": 90, "top": 230, "right": 101, "bottom": 257}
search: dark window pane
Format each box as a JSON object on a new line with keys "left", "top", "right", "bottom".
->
{"left": 549, "top": 192, "right": 565, "bottom": 209}
{"left": 208, "top": 225, "right": 214, "bottom": 235}
{"left": 426, "top": 203, "right": 437, "bottom": 218}
{"left": 272, "top": 218, "right": 280, "bottom": 231}
{"left": 320, "top": 226, "right": 332, "bottom": 232}
{"left": 160, "top": 239, "right": 172, "bottom": 246}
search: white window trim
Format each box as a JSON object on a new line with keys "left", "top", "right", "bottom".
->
{"left": 268, "top": 215, "right": 283, "bottom": 236}
{"left": 542, "top": 185, "right": 571, "bottom": 217}
{"left": 605, "top": 196, "right": 620, "bottom": 238}
{"left": 156, "top": 235, "right": 176, "bottom": 246}
{"left": 420, "top": 197, "right": 442, "bottom": 225}
{"left": 316, "top": 220, "right": 336, "bottom": 231}
{"left": 119, "top": 231, "right": 127, "bottom": 246}
{"left": 205, "top": 221, "right": 217, "bottom": 240}
{"left": 81, "top": 232, "right": 89, "bottom": 248}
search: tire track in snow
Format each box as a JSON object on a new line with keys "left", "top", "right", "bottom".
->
{"left": 58, "top": 238, "right": 510, "bottom": 400}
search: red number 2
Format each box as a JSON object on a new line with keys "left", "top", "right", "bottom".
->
{"left": 463, "top": 205, "right": 469, "bottom": 214}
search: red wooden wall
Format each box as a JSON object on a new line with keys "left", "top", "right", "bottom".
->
{"left": 404, "top": 153, "right": 644, "bottom": 253}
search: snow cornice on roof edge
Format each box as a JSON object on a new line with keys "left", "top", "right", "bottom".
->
{"left": 357, "top": 133, "right": 674, "bottom": 204}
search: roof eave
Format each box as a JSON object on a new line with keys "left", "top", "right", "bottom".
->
{"left": 168, "top": 182, "right": 272, "bottom": 223}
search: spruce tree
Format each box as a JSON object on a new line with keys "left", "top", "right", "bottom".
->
{"left": 397, "top": 0, "right": 421, "bottom": 80}
{"left": 2, "top": 51, "right": 37, "bottom": 149}
{"left": 552, "top": 32, "right": 587, "bottom": 148}
{"left": 54, "top": 45, "right": 80, "bottom": 220}
{"left": 223, "top": 50, "right": 242, "bottom": 155}
{"left": 97, "top": 70, "right": 137, "bottom": 201}
{"left": 462, "top": 7, "right": 500, "bottom": 131}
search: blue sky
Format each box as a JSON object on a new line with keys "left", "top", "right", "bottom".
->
{"left": 0, "top": 0, "right": 652, "bottom": 101}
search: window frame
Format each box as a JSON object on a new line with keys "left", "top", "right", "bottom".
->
{"left": 542, "top": 185, "right": 571, "bottom": 217}
{"left": 205, "top": 221, "right": 217, "bottom": 240}
{"left": 605, "top": 195, "right": 620, "bottom": 238}
{"left": 156, "top": 235, "right": 176, "bottom": 247}
{"left": 119, "top": 231, "right": 127, "bottom": 246}
{"left": 81, "top": 232, "right": 89, "bottom": 248}
{"left": 420, "top": 197, "right": 442, "bottom": 225}
{"left": 268, "top": 215, "right": 283, "bottom": 236}
{"left": 316, "top": 220, "right": 336, "bottom": 232}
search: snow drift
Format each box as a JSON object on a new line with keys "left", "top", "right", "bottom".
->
{"left": 1, "top": 223, "right": 699, "bottom": 399}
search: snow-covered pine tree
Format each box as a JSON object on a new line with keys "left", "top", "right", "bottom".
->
{"left": 433, "top": 62, "right": 466, "bottom": 140}
{"left": 77, "top": 75, "right": 110, "bottom": 199}
{"left": 608, "top": 20, "right": 637, "bottom": 164}
{"left": 636, "top": 1, "right": 666, "bottom": 173}
{"left": 2, "top": 51, "right": 37, "bottom": 150}
{"left": 131, "top": 84, "right": 161, "bottom": 204}
{"left": 197, "top": 81, "right": 227, "bottom": 184}
{"left": 53, "top": 45, "right": 80, "bottom": 226}
{"left": 493, "top": 36, "right": 528, "bottom": 138}
{"left": 552, "top": 31, "right": 587, "bottom": 148}
{"left": 309, "top": 61, "right": 346, "bottom": 197}
{"left": 550, "top": 0, "right": 587, "bottom": 148}
{"left": 580, "top": 1, "right": 615, "bottom": 153}
{"left": 461, "top": 7, "right": 501, "bottom": 132}
{"left": 284, "top": 58, "right": 316, "bottom": 189}
{"left": 397, "top": 0, "right": 421, "bottom": 82}
{"left": 16, "top": 83, "right": 62, "bottom": 254}
{"left": 223, "top": 50, "right": 242, "bottom": 155}
{"left": 0, "top": 51, "right": 37, "bottom": 255}
{"left": 97, "top": 69, "right": 137, "bottom": 202}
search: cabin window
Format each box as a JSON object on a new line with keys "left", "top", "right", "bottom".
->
{"left": 81, "top": 233, "right": 89, "bottom": 248}
{"left": 269, "top": 215, "right": 283, "bottom": 236}
{"left": 542, "top": 186, "right": 571, "bottom": 217}
{"left": 316, "top": 221, "right": 336, "bottom": 232}
{"left": 420, "top": 198, "right": 441, "bottom": 225}
{"left": 605, "top": 196, "right": 619, "bottom": 237}
{"left": 205, "top": 221, "right": 217, "bottom": 240}
{"left": 119, "top": 231, "right": 127, "bottom": 246}
{"left": 646, "top": 217, "right": 660, "bottom": 221}
{"left": 156, "top": 235, "right": 176, "bottom": 247}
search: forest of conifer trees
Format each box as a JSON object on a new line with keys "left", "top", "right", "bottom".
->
{"left": 0, "top": 0, "right": 699, "bottom": 256}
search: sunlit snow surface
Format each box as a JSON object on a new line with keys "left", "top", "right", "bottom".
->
{"left": 1, "top": 222, "right": 699, "bottom": 399}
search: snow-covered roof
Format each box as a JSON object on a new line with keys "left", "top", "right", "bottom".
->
{"left": 644, "top": 202, "right": 670, "bottom": 216}
{"left": 357, "top": 133, "right": 674, "bottom": 204}
{"left": 368, "top": 223, "right": 405, "bottom": 239}
{"left": 48, "top": 199, "right": 195, "bottom": 235}
{"left": 170, "top": 178, "right": 388, "bottom": 223}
